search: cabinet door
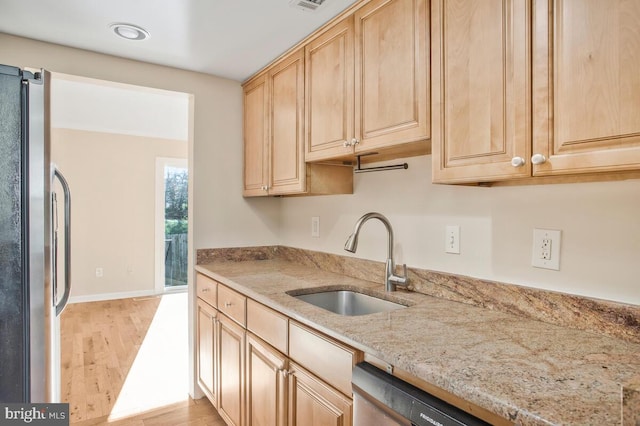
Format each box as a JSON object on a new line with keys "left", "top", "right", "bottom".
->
{"left": 431, "top": 0, "right": 531, "bottom": 183}
{"left": 196, "top": 300, "right": 217, "bottom": 406}
{"left": 288, "top": 363, "right": 352, "bottom": 426}
{"left": 354, "top": 0, "right": 429, "bottom": 152}
{"left": 532, "top": 0, "right": 640, "bottom": 176}
{"left": 269, "top": 49, "right": 306, "bottom": 195}
{"left": 246, "top": 333, "right": 288, "bottom": 426}
{"left": 243, "top": 73, "right": 270, "bottom": 196}
{"left": 305, "top": 17, "right": 355, "bottom": 161}
{"left": 218, "top": 314, "right": 246, "bottom": 426}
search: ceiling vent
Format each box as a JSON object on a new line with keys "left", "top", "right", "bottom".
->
{"left": 289, "top": 0, "right": 326, "bottom": 12}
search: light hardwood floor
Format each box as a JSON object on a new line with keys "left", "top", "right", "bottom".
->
{"left": 60, "top": 295, "right": 225, "bottom": 425}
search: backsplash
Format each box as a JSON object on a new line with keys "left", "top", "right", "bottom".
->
{"left": 197, "top": 245, "right": 640, "bottom": 344}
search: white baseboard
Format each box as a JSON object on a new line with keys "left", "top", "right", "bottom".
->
{"left": 68, "top": 289, "right": 161, "bottom": 304}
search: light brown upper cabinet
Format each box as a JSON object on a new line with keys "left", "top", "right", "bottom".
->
{"left": 305, "top": 18, "right": 355, "bottom": 162}
{"left": 355, "top": 0, "right": 430, "bottom": 154}
{"left": 431, "top": 0, "right": 531, "bottom": 183}
{"left": 532, "top": 0, "right": 640, "bottom": 176}
{"left": 243, "top": 73, "right": 270, "bottom": 195}
{"left": 433, "top": 0, "right": 640, "bottom": 184}
{"left": 269, "top": 49, "right": 306, "bottom": 195}
{"left": 243, "top": 50, "right": 306, "bottom": 196}
{"left": 243, "top": 49, "right": 352, "bottom": 197}
{"left": 305, "top": 0, "right": 429, "bottom": 162}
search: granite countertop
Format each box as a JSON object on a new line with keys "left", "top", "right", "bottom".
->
{"left": 196, "top": 258, "right": 640, "bottom": 425}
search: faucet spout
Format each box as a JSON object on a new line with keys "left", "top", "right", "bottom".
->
{"left": 344, "top": 212, "right": 408, "bottom": 292}
{"left": 344, "top": 232, "right": 358, "bottom": 253}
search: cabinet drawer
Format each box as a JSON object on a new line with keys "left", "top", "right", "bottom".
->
{"left": 196, "top": 273, "right": 217, "bottom": 307}
{"left": 289, "top": 321, "right": 362, "bottom": 396}
{"left": 247, "top": 299, "right": 288, "bottom": 354}
{"left": 218, "top": 284, "right": 247, "bottom": 327}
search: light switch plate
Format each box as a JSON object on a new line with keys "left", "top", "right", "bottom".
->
{"left": 311, "top": 216, "right": 320, "bottom": 238}
{"left": 532, "top": 228, "right": 561, "bottom": 270}
{"left": 445, "top": 225, "right": 460, "bottom": 254}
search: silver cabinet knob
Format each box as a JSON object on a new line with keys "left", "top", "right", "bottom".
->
{"left": 261, "top": 185, "right": 269, "bottom": 191}
{"left": 531, "top": 154, "right": 547, "bottom": 165}
{"left": 343, "top": 140, "right": 352, "bottom": 147}
{"left": 511, "top": 156, "right": 526, "bottom": 167}
{"left": 351, "top": 138, "right": 360, "bottom": 145}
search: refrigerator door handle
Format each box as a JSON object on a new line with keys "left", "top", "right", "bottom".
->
{"left": 53, "top": 168, "right": 71, "bottom": 316}
{"left": 52, "top": 192, "right": 58, "bottom": 312}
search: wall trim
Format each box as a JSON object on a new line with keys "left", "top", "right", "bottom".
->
{"left": 68, "top": 289, "right": 161, "bottom": 304}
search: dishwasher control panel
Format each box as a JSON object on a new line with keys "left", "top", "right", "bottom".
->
{"left": 352, "top": 362, "right": 491, "bottom": 426}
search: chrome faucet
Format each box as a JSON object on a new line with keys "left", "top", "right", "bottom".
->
{"left": 344, "top": 212, "right": 408, "bottom": 292}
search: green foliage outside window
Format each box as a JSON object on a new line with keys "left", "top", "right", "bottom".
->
{"left": 166, "top": 219, "right": 188, "bottom": 235}
{"left": 165, "top": 169, "right": 188, "bottom": 237}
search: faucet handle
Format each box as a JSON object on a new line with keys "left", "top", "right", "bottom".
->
{"left": 390, "top": 264, "right": 408, "bottom": 285}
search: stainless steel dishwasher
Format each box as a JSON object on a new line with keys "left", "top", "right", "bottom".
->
{"left": 352, "top": 363, "right": 490, "bottom": 426}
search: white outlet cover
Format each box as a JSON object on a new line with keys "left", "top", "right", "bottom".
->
{"left": 532, "top": 228, "right": 561, "bottom": 270}
{"left": 311, "top": 216, "right": 320, "bottom": 238}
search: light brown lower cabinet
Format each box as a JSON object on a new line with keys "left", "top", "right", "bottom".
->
{"left": 196, "top": 299, "right": 217, "bottom": 406}
{"left": 218, "top": 313, "right": 246, "bottom": 426}
{"left": 288, "top": 362, "right": 353, "bottom": 426}
{"left": 196, "top": 274, "right": 356, "bottom": 426}
{"left": 245, "top": 333, "right": 288, "bottom": 426}
{"left": 243, "top": 331, "right": 353, "bottom": 426}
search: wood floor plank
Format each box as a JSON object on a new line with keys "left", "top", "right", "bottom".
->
{"left": 70, "top": 366, "right": 87, "bottom": 421}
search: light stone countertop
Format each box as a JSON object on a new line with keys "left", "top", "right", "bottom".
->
{"left": 196, "top": 259, "right": 640, "bottom": 425}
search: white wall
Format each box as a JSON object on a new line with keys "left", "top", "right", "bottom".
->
{"left": 52, "top": 128, "right": 186, "bottom": 298}
{"left": 280, "top": 155, "right": 640, "bottom": 305}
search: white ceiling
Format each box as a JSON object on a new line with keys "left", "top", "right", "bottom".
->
{"left": 51, "top": 75, "right": 190, "bottom": 141}
{"left": 0, "top": 0, "right": 358, "bottom": 82}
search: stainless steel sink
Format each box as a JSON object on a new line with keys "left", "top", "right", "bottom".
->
{"left": 290, "top": 290, "right": 407, "bottom": 316}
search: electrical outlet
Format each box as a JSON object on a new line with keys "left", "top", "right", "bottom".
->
{"left": 445, "top": 225, "right": 460, "bottom": 254}
{"left": 532, "top": 229, "right": 561, "bottom": 270}
{"left": 311, "top": 216, "right": 320, "bottom": 238}
{"left": 541, "top": 238, "right": 552, "bottom": 260}
{"left": 96, "top": 267, "right": 104, "bottom": 278}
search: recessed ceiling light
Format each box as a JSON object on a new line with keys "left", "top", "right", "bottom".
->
{"left": 110, "top": 23, "right": 150, "bottom": 41}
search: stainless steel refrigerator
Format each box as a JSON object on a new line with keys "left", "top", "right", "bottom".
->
{"left": 0, "top": 64, "right": 71, "bottom": 403}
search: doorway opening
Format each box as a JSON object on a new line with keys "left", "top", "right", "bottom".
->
{"left": 156, "top": 158, "right": 188, "bottom": 291}
{"left": 51, "top": 72, "right": 192, "bottom": 301}
{"left": 51, "top": 71, "right": 195, "bottom": 420}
